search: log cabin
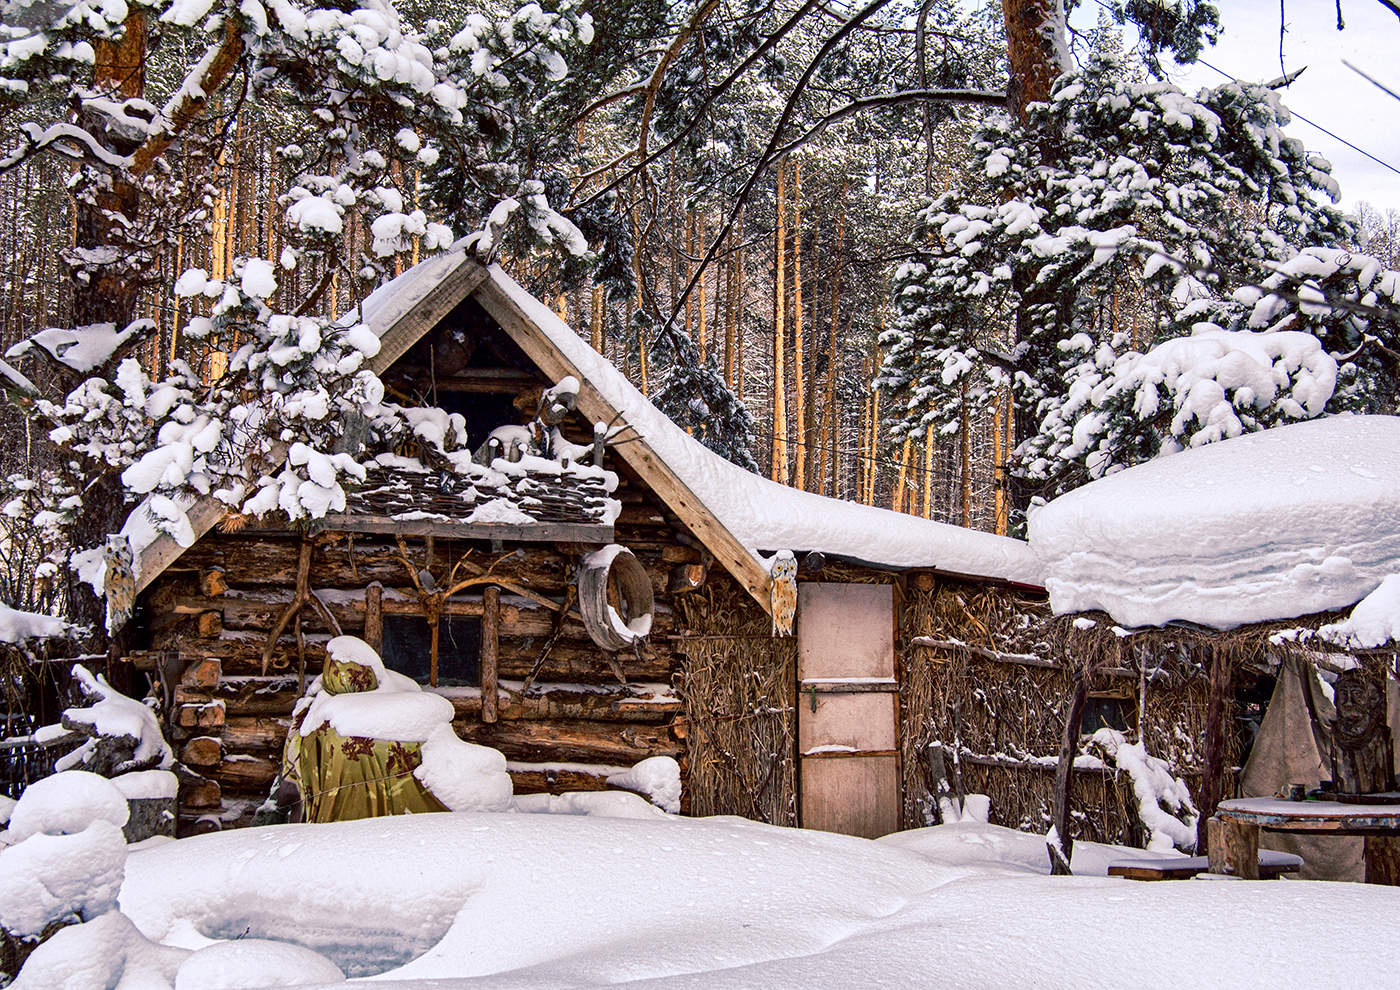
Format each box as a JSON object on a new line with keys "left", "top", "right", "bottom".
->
{"left": 117, "top": 252, "right": 1218, "bottom": 844}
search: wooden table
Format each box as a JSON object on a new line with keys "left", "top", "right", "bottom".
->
{"left": 1211, "top": 796, "right": 1400, "bottom": 884}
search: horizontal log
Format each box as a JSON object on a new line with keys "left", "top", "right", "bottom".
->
{"left": 224, "top": 716, "right": 291, "bottom": 753}
{"left": 214, "top": 754, "right": 280, "bottom": 794}
{"left": 454, "top": 718, "right": 681, "bottom": 766}
{"left": 437, "top": 683, "right": 679, "bottom": 724}
{"left": 156, "top": 631, "right": 329, "bottom": 677}
{"left": 497, "top": 642, "right": 673, "bottom": 684}
{"left": 507, "top": 767, "right": 616, "bottom": 795}
{"left": 181, "top": 736, "right": 223, "bottom": 767}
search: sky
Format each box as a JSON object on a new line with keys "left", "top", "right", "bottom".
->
{"left": 1071, "top": 0, "right": 1400, "bottom": 215}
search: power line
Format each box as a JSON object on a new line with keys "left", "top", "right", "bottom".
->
{"left": 1083, "top": 0, "right": 1400, "bottom": 179}
{"left": 1193, "top": 57, "right": 1400, "bottom": 180}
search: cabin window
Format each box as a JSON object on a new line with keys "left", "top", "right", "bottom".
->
{"left": 1081, "top": 694, "right": 1134, "bottom": 736}
{"left": 380, "top": 613, "right": 481, "bottom": 687}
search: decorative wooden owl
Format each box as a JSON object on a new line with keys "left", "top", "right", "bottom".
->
{"left": 769, "top": 550, "right": 798, "bottom": 637}
{"left": 103, "top": 534, "right": 136, "bottom": 636}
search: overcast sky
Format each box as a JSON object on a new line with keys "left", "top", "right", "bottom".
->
{"left": 1070, "top": 0, "right": 1400, "bottom": 215}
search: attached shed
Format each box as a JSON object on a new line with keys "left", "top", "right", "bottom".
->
{"left": 122, "top": 253, "right": 1058, "bottom": 838}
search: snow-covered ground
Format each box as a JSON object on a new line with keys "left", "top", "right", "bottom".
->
{"left": 18, "top": 813, "right": 1399, "bottom": 989}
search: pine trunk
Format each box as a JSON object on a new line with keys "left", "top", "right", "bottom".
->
{"left": 771, "top": 166, "right": 788, "bottom": 484}
{"left": 791, "top": 162, "right": 806, "bottom": 491}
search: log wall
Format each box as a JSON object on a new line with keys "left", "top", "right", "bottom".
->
{"left": 139, "top": 464, "right": 714, "bottom": 833}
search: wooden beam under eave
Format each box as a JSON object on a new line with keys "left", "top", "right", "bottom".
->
{"left": 472, "top": 273, "right": 774, "bottom": 616}
{"left": 135, "top": 495, "right": 229, "bottom": 595}
{"left": 366, "top": 257, "right": 489, "bottom": 376}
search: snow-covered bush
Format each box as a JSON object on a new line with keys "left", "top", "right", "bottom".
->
{"left": 39, "top": 665, "right": 174, "bottom": 778}
{"left": 1087, "top": 728, "right": 1198, "bottom": 853}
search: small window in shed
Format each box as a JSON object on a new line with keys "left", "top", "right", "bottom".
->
{"left": 1082, "top": 694, "right": 1135, "bottom": 735}
{"left": 381, "top": 614, "right": 481, "bottom": 687}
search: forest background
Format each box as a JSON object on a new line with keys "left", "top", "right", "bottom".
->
{"left": 1, "top": 0, "right": 1398, "bottom": 635}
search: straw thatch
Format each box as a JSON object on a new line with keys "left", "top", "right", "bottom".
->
{"left": 675, "top": 576, "right": 797, "bottom": 825}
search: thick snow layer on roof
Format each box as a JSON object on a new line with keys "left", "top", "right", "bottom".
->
{"left": 353, "top": 250, "right": 471, "bottom": 337}
{"left": 1028, "top": 415, "right": 1400, "bottom": 628}
{"left": 482, "top": 264, "right": 1041, "bottom": 584}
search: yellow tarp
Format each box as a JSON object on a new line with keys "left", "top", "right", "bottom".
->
{"left": 282, "top": 653, "right": 449, "bottom": 823}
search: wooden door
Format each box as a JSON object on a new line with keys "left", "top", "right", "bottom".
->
{"left": 797, "top": 583, "right": 899, "bottom": 838}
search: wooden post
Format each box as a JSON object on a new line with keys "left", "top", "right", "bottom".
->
{"left": 364, "top": 582, "right": 383, "bottom": 653}
{"left": 1049, "top": 668, "right": 1092, "bottom": 875}
{"left": 1365, "top": 836, "right": 1400, "bottom": 885}
{"left": 1207, "top": 816, "right": 1259, "bottom": 879}
{"left": 1198, "top": 645, "right": 1232, "bottom": 853}
{"left": 481, "top": 585, "right": 500, "bottom": 724}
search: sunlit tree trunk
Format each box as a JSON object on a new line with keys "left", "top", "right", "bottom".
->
{"left": 772, "top": 165, "right": 788, "bottom": 484}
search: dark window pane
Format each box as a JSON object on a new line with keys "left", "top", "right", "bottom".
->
{"left": 1082, "top": 696, "right": 1132, "bottom": 735}
{"left": 381, "top": 614, "right": 481, "bottom": 687}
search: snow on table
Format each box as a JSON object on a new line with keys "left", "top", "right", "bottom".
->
{"left": 1028, "top": 415, "right": 1400, "bottom": 628}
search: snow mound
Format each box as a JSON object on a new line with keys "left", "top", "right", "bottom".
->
{"left": 606, "top": 756, "right": 681, "bottom": 813}
{"left": 1318, "top": 574, "right": 1400, "bottom": 649}
{"left": 115, "top": 815, "right": 1400, "bottom": 990}
{"left": 0, "top": 820, "right": 128, "bottom": 937}
{"left": 414, "top": 724, "right": 514, "bottom": 812}
{"left": 6, "top": 769, "right": 129, "bottom": 842}
{"left": 174, "top": 938, "right": 344, "bottom": 989}
{"left": 120, "top": 813, "right": 937, "bottom": 981}
{"left": 1028, "top": 416, "right": 1400, "bottom": 628}
{"left": 10, "top": 910, "right": 187, "bottom": 990}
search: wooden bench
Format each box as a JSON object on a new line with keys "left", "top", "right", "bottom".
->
{"left": 1108, "top": 851, "right": 1303, "bottom": 881}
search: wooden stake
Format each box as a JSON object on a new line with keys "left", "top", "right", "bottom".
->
{"left": 364, "top": 582, "right": 383, "bottom": 653}
{"left": 481, "top": 584, "right": 500, "bottom": 723}
{"left": 1049, "top": 667, "right": 1093, "bottom": 875}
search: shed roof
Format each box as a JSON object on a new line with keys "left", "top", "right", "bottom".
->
{"left": 130, "top": 252, "right": 1044, "bottom": 608}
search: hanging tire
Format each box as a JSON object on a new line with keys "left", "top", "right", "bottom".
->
{"left": 578, "top": 544, "right": 654, "bottom": 652}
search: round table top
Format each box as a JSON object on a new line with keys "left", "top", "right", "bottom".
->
{"left": 1218, "top": 796, "right": 1400, "bottom": 833}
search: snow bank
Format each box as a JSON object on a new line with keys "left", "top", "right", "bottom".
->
{"left": 478, "top": 263, "right": 1041, "bottom": 584}
{"left": 114, "top": 815, "right": 1400, "bottom": 990}
{"left": 4, "top": 769, "right": 129, "bottom": 842}
{"left": 174, "top": 938, "right": 344, "bottom": 989}
{"left": 0, "top": 820, "right": 128, "bottom": 937}
{"left": 414, "top": 724, "right": 514, "bottom": 812}
{"left": 1029, "top": 416, "right": 1400, "bottom": 628}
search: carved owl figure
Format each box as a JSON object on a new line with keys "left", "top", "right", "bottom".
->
{"left": 769, "top": 550, "right": 798, "bottom": 638}
{"left": 103, "top": 534, "right": 136, "bottom": 637}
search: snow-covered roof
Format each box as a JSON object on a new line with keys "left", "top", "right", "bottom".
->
{"left": 1028, "top": 415, "right": 1400, "bottom": 629}
{"left": 130, "top": 251, "right": 1043, "bottom": 597}
{"left": 478, "top": 263, "right": 1042, "bottom": 585}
